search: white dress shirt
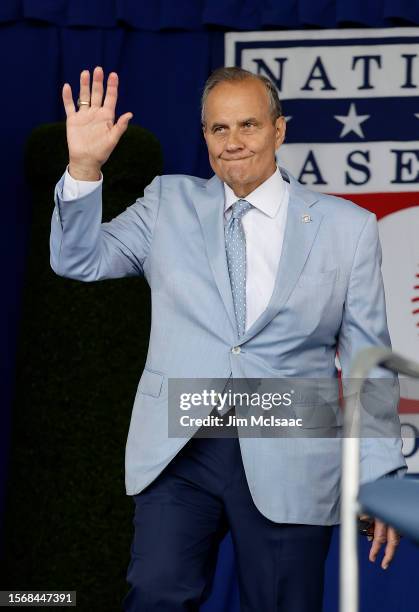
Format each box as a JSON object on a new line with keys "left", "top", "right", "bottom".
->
{"left": 223, "top": 168, "right": 288, "bottom": 329}
{"left": 63, "top": 166, "right": 289, "bottom": 331}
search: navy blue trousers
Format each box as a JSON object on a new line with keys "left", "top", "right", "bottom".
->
{"left": 123, "top": 434, "right": 332, "bottom": 611}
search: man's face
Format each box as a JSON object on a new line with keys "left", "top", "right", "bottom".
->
{"left": 202, "top": 78, "right": 286, "bottom": 197}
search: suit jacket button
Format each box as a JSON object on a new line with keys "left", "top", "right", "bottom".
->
{"left": 231, "top": 346, "right": 241, "bottom": 354}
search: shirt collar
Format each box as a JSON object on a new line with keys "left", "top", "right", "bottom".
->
{"left": 223, "top": 166, "right": 285, "bottom": 218}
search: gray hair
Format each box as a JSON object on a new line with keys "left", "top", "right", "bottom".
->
{"left": 201, "top": 66, "right": 283, "bottom": 127}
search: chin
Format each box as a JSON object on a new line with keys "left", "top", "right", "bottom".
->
{"left": 223, "top": 164, "right": 252, "bottom": 181}
{"left": 227, "top": 169, "right": 255, "bottom": 186}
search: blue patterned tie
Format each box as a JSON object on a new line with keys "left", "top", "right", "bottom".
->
{"left": 225, "top": 199, "right": 253, "bottom": 338}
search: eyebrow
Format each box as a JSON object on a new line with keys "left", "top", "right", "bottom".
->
{"left": 210, "top": 122, "right": 228, "bottom": 131}
{"left": 210, "top": 117, "right": 260, "bottom": 131}
{"left": 239, "top": 117, "right": 259, "bottom": 125}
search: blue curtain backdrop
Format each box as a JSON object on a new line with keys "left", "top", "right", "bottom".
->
{"left": 1, "top": 2, "right": 419, "bottom": 611}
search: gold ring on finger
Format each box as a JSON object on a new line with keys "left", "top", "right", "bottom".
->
{"left": 77, "top": 98, "right": 90, "bottom": 108}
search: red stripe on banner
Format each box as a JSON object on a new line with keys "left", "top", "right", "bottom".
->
{"left": 331, "top": 192, "right": 419, "bottom": 219}
{"left": 399, "top": 398, "right": 419, "bottom": 414}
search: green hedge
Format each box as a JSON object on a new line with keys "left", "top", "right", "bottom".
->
{"left": 1, "top": 123, "right": 163, "bottom": 611}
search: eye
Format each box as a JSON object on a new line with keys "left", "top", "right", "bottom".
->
{"left": 243, "top": 121, "right": 255, "bottom": 129}
{"left": 213, "top": 126, "right": 225, "bottom": 133}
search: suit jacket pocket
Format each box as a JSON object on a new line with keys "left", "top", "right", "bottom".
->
{"left": 137, "top": 367, "right": 164, "bottom": 398}
{"left": 297, "top": 268, "right": 338, "bottom": 287}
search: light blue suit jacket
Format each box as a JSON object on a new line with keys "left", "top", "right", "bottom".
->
{"left": 50, "top": 166, "right": 407, "bottom": 525}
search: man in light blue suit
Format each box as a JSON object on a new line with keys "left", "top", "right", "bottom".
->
{"left": 51, "top": 66, "right": 406, "bottom": 611}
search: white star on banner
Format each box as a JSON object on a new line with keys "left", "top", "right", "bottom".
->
{"left": 415, "top": 113, "right": 419, "bottom": 120}
{"left": 285, "top": 116, "right": 292, "bottom": 123}
{"left": 334, "top": 103, "right": 370, "bottom": 138}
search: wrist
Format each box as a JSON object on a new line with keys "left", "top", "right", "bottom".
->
{"left": 68, "top": 161, "right": 101, "bottom": 181}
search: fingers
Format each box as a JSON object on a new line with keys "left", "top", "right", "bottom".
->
{"left": 381, "top": 526, "right": 401, "bottom": 570}
{"left": 65, "top": 68, "right": 124, "bottom": 123}
{"left": 368, "top": 517, "right": 401, "bottom": 570}
{"left": 103, "top": 72, "right": 119, "bottom": 117}
{"left": 90, "top": 66, "right": 104, "bottom": 108}
{"left": 111, "top": 112, "right": 133, "bottom": 142}
{"left": 62, "top": 83, "right": 75, "bottom": 117}
{"left": 369, "top": 518, "right": 387, "bottom": 564}
{"left": 78, "top": 69, "right": 91, "bottom": 110}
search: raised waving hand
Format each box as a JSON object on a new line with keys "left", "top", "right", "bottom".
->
{"left": 62, "top": 67, "right": 133, "bottom": 180}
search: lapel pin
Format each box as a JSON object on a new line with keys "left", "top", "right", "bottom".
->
{"left": 301, "top": 214, "right": 312, "bottom": 223}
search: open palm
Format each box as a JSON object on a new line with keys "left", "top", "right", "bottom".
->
{"left": 62, "top": 67, "right": 133, "bottom": 179}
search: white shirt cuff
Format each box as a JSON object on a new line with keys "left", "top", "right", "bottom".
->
{"left": 62, "top": 165, "right": 103, "bottom": 201}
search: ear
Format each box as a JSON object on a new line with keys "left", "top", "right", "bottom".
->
{"left": 274, "top": 116, "right": 286, "bottom": 150}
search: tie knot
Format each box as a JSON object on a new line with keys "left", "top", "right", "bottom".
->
{"left": 232, "top": 198, "right": 252, "bottom": 220}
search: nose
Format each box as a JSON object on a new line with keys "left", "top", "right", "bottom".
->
{"left": 225, "top": 128, "right": 244, "bottom": 152}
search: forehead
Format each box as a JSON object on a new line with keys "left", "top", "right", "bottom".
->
{"left": 204, "top": 78, "right": 270, "bottom": 121}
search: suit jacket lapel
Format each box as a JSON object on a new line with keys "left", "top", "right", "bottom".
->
{"left": 193, "top": 169, "right": 324, "bottom": 343}
{"left": 240, "top": 171, "right": 324, "bottom": 342}
{"left": 193, "top": 175, "right": 238, "bottom": 335}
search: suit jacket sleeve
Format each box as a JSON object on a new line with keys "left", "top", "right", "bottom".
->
{"left": 50, "top": 171, "right": 161, "bottom": 281}
{"left": 337, "top": 212, "right": 407, "bottom": 482}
